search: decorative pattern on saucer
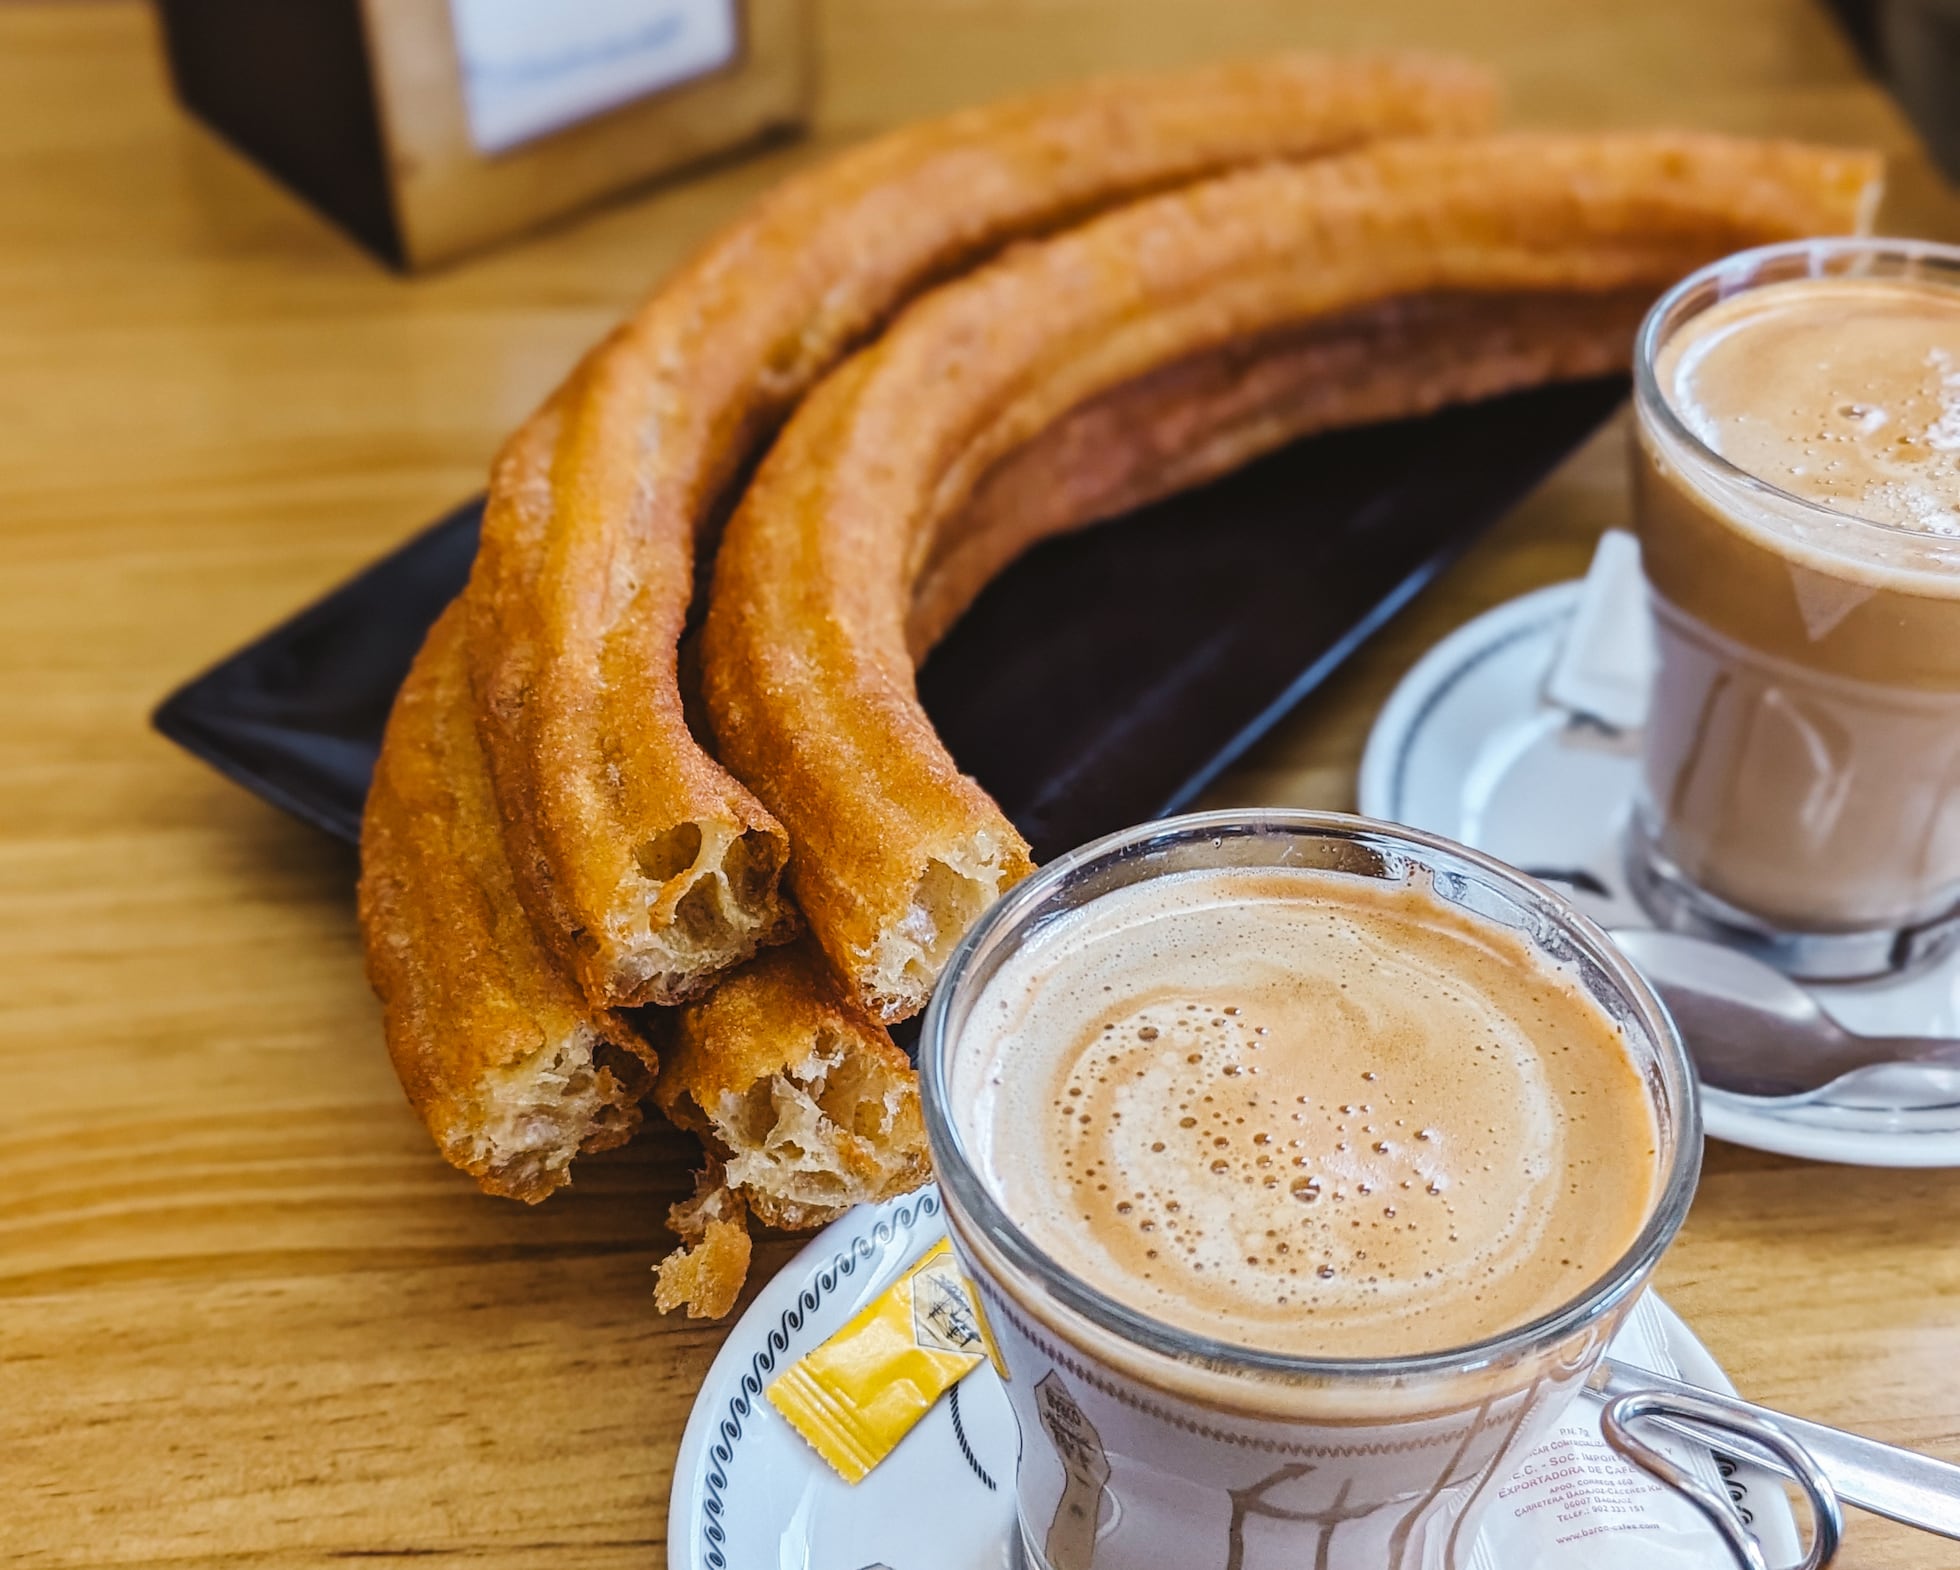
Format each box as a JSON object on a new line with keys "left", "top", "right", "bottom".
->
{"left": 696, "top": 1191, "right": 963, "bottom": 1569}
{"left": 670, "top": 1189, "right": 1794, "bottom": 1569}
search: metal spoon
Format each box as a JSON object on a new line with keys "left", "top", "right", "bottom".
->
{"left": 1611, "top": 927, "right": 1960, "bottom": 1105}
{"left": 1592, "top": 1359, "right": 1960, "bottom": 1561}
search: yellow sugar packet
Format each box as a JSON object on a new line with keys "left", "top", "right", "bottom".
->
{"left": 767, "top": 1239, "right": 992, "bottom": 1483}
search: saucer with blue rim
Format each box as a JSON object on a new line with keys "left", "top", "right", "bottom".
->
{"left": 669, "top": 1188, "right": 1794, "bottom": 1569}
{"left": 1358, "top": 567, "right": 1960, "bottom": 1168}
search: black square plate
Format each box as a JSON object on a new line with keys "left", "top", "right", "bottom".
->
{"left": 153, "top": 378, "right": 1624, "bottom": 863}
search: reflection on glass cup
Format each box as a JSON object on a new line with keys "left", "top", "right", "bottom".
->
{"left": 1628, "top": 239, "right": 1960, "bottom": 978}
{"left": 920, "top": 812, "right": 1700, "bottom": 1570}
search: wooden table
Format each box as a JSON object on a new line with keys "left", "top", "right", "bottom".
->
{"left": 3, "top": 2, "right": 1956, "bottom": 1564}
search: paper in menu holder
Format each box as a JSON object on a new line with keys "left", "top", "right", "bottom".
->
{"left": 447, "top": 0, "right": 741, "bottom": 156}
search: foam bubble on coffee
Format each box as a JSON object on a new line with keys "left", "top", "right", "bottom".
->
{"left": 1659, "top": 277, "right": 1960, "bottom": 536}
{"left": 955, "top": 867, "right": 1658, "bottom": 1360}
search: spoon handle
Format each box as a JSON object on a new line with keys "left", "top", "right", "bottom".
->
{"left": 1594, "top": 1361, "right": 1960, "bottom": 1539}
{"left": 1855, "top": 1036, "right": 1960, "bottom": 1067}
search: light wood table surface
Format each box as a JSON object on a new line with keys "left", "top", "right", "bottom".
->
{"left": 3, "top": 2, "right": 1957, "bottom": 1565}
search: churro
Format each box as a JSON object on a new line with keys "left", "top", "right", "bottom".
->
{"left": 908, "top": 286, "right": 1662, "bottom": 654}
{"left": 649, "top": 935, "right": 931, "bottom": 1316}
{"left": 703, "top": 133, "right": 1881, "bottom": 1020}
{"left": 358, "top": 603, "right": 654, "bottom": 1203}
{"left": 465, "top": 55, "right": 1498, "bottom": 1008}
{"left": 654, "top": 939, "right": 929, "bottom": 1233}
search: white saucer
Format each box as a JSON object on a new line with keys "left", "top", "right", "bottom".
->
{"left": 1358, "top": 579, "right": 1960, "bottom": 1168}
{"left": 671, "top": 1189, "right": 1795, "bottom": 1570}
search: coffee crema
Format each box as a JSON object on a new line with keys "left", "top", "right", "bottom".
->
{"left": 1658, "top": 276, "right": 1960, "bottom": 536}
{"left": 954, "top": 867, "right": 1658, "bottom": 1360}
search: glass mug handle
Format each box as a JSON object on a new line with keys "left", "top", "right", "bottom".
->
{"left": 1602, "top": 1386, "right": 1844, "bottom": 1570}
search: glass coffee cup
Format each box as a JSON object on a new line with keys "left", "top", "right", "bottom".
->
{"left": 920, "top": 810, "right": 1701, "bottom": 1570}
{"left": 1628, "top": 238, "right": 1960, "bottom": 979}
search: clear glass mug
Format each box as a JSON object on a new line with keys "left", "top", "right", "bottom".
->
{"left": 920, "top": 811, "right": 1702, "bottom": 1570}
{"left": 1628, "top": 238, "right": 1960, "bottom": 979}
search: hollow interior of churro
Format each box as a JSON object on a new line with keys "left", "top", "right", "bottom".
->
{"left": 866, "top": 835, "right": 1021, "bottom": 1018}
{"left": 471, "top": 1030, "right": 644, "bottom": 1201}
{"left": 690, "top": 1025, "right": 924, "bottom": 1230}
{"left": 614, "top": 818, "right": 790, "bottom": 1004}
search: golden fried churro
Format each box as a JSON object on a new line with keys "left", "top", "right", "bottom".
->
{"left": 465, "top": 54, "right": 1498, "bottom": 1009}
{"left": 906, "top": 286, "right": 1666, "bottom": 651}
{"left": 653, "top": 940, "right": 930, "bottom": 1233}
{"left": 358, "top": 604, "right": 654, "bottom": 1203}
{"left": 647, "top": 935, "right": 927, "bottom": 1317}
{"left": 704, "top": 133, "right": 1882, "bottom": 1020}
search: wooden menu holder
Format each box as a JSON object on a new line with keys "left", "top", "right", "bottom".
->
{"left": 157, "top": 0, "right": 813, "bottom": 270}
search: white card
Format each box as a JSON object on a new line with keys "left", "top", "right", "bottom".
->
{"left": 448, "top": 0, "right": 739, "bottom": 155}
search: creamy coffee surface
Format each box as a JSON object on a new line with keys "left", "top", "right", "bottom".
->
{"left": 956, "top": 867, "right": 1658, "bottom": 1360}
{"left": 1656, "top": 276, "right": 1960, "bottom": 536}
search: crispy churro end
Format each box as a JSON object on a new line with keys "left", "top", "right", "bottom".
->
{"left": 359, "top": 602, "right": 656, "bottom": 1208}
{"left": 461, "top": 1029, "right": 649, "bottom": 1204}
{"left": 857, "top": 833, "right": 1036, "bottom": 1022}
{"left": 656, "top": 942, "right": 933, "bottom": 1231}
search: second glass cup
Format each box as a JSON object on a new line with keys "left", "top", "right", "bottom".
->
{"left": 921, "top": 810, "right": 1701, "bottom": 1570}
{"left": 1628, "top": 237, "right": 1960, "bottom": 978}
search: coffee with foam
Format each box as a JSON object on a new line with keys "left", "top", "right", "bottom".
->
{"left": 1659, "top": 277, "right": 1960, "bottom": 536}
{"left": 1634, "top": 267, "right": 1960, "bottom": 938}
{"left": 954, "top": 866, "right": 1658, "bottom": 1360}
